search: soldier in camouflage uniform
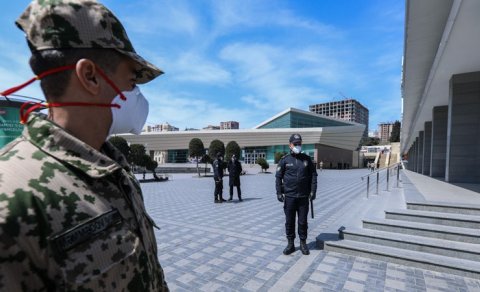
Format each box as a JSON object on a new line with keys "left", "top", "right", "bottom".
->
{"left": 0, "top": 0, "right": 168, "bottom": 291}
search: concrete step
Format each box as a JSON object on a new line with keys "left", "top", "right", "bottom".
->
{"left": 342, "top": 228, "right": 480, "bottom": 261}
{"left": 385, "top": 209, "right": 480, "bottom": 229}
{"left": 363, "top": 218, "right": 480, "bottom": 244}
{"left": 407, "top": 201, "right": 480, "bottom": 216}
{"left": 325, "top": 240, "right": 480, "bottom": 279}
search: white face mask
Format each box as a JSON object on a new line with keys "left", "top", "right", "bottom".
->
{"left": 292, "top": 145, "right": 302, "bottom": 154}
{"left": 108, "top": 87, "right": 149, "bottom": 136}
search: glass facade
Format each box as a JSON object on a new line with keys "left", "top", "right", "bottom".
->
{"left": 266, "top": 144, "right": 315, "bottom": 162}
{"left": 167, "top": 149, "right": 188, "bottom": 163}
{"left": 258, "top": 112, "right": 349, "bottom": 129}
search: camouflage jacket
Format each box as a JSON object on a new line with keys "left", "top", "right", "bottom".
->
{"left": 0, "top": 113, "right": 168, "bottom": 291}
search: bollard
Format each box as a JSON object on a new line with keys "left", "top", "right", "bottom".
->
{"left": 376, "top": 172, "right": 379, "bottom": 195}
{"left": 367, "top": 176, "right": 370, "bottom": 198}
{"left": 386, "top": 168, "right": 390, "bottom": 191}
{"left": 396, "top": 164, "right": 400, "bottom": 188}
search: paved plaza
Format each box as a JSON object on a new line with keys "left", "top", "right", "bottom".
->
{"left": 140, "top": 168, "right": 480, "bottom": 291}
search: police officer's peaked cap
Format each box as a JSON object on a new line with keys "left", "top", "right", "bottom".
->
{"left": 216, "top": 152, "right": 223, "bottom": 158}
{"left": 289, "top": 133, "right": 302, "bottom": 143}
{"left": 16, "top": 0, "right": 163, "bottom": 84}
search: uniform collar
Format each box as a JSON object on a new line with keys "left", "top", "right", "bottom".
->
{"left": 24, "top": 113, "right": 126, "bottom": 178}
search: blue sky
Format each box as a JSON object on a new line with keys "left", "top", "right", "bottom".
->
{"left": 0, "top": 1, "right": 404, "bottom": 132}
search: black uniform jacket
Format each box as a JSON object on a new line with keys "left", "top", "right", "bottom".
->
{"left": 275, "top": 152, "right": 318, "bottom": 198}
{"left": 213, "top": 159, "right": 224, "bottom": 181}
{"left": 227, "top": 160, "right": 242, "bottom": 186}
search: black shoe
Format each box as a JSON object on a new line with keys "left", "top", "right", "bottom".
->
{"left": 214, "top": 199, "right": 220, "bottom": 203}
{"left": 300, "top": 240, "right": 310, "bottom": 255}
{"left": 228, "top": 197, "right": 233, "bottom": 201}
{"left": 220, "top": 198, "right": 226, "bottom": 202}
{"left": 239, "top": 198, "right": 243, "bottom": 202}
{"left": 283, "top": 239, "right": 295, "bottom": 255}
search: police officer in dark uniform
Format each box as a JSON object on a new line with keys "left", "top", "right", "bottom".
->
{"left": 276, "top": 134, "right": 318, "bottom": 255}
{"left": 227, "top": 154, "right": 243, "bottom": 201}
{"left": 213, "top": 152, "right": 226, "bottom": 203}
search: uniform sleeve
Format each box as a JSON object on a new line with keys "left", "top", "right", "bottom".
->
{"left": 275, "top": 158, "right": 285, "bottom": 195}
{"left": 309, "top": 157, "right": 318, "bottom": 194}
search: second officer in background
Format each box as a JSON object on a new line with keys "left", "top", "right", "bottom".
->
{"left": 227, "top": 154, "right": 243, "bottom": 201}
{"left": 213, "top": 152, "right": 226, "bottom": 203}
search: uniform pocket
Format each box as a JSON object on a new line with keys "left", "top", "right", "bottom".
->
{"left": 50, "top": 209, "right": 140, "bottom": 286}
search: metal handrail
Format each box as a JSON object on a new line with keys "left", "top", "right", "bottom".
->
{"left": 361, "top": 162, "right": 403, "bottom": 198}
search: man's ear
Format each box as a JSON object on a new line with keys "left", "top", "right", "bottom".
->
{"left": 75, "top": 59, "right": 100, "bottom": 95}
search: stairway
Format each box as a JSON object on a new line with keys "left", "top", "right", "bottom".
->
{"left": 322, "top": 201, "right": 480, "bottom": 279}
{"left": 378, "top": 153, "right": 388, "bottom": 168}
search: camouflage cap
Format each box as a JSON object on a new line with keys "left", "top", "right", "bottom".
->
{"left": 16, "top": 0, "right": 163, "bottom": 84}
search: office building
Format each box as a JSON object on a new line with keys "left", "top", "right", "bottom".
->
{"left": 309, "top": 99, "right": 369, "bottom": 139}
{"left": 144, "top": 122, "right": 179, "bottom": 132}
{"left": 220, "top": 121, "right": 239, "bottom": 130}
{"left": 378, "top": 122, "right": 394, "bottom": 143}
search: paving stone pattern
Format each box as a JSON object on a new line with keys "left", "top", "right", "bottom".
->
{"left": 140, "top": 169, "right": 480, "bottom": 291}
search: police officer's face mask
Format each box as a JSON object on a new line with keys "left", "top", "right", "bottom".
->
{"left": 291, "top": 144, "right": 302, "bottom": 154}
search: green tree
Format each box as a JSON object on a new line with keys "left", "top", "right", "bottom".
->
{"left": 189, "top": 138, "right": 205, "bottom": 177}
{"left": 145, "top": 157, "right": 159, "bottom": 180}
{"left": 256, "top": 157, "right": 269, "bottom": 172}
{"left": 225, "top": 141, "right": 241, "bottom": 161}
{"left": 362, "top": 137, "right": 380, "bottom": 146}
{"left": 274, "top": 152, "right": 286, "bottom": 164}
{"left": 201, "top": 154, "right": 212, "bottom": 176}
{"left": 130, "top": 144, "right": 146, "bottom": 169}
{"left": 108, "top": 136, "right": 130, "bottom": 159}
{"left": 208, "top": 139, "right": 225, "bottom": 161}
{"left": 390, "top": 120, "right": 401, "bottom": 142}
{"left": 136, "top": 154, "right": 151, "bottom": 180}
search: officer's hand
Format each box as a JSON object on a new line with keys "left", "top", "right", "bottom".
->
{"left": 277, "top": 193, "right": 284, "bottom": 202}
{"left": 310, "top": 192, "right": 316, "bottom": 201}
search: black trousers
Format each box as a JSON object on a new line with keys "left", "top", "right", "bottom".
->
{"left": 214, "top": 179, "right": 223, "bottom": 199}
{"left": 229, "top": 185, "right": 241, "bottom": 199}
{"left": 284, "top": 196, "right": 309, "bottom": 240}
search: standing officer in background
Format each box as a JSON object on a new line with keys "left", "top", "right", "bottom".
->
{"left": 228, "top": 154, "right": 243, "bottom": 201}
{"left": 213, "top": 152, "right": 226, "bottom": 203}
{"left": 0, "top": 0, "right": 168, "bottom": 290}
{"left": 276, "top": 134, "right": 317, "bottom": 255}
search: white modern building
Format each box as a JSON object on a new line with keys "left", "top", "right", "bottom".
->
{"left": 402, "top": 0, "right": 480, "bottom": 183}
{"left": 119, "top": 108, "right": 365, "bottom": 168}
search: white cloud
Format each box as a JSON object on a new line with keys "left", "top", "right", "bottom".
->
{"left": 219, "top": 42, "right": 342, "bottom": 111}
{"left": 170, "top": 53, "right": 232, "bottom": 84}
{"left": 121, "top": 0, "right": 199, "bottom": 37}
{"left": 209, "top": 1, "right": 341, "bottom": 38}
{"left": 143, "top": 88, "right": 264, "bottom": 129}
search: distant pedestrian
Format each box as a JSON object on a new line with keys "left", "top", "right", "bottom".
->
{"left": 213, "top": 152, "right": 226, "bottom": 203}
{"left": 319, "top": 160, "right": 323, "bottom": 171}
{"left": 228, "top": 154, "right": 243, "bottom": 201}
{"left": 276, "top": 134, "right": 318, "bottom": 255}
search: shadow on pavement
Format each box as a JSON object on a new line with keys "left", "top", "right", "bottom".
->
{"left": 225, "top": 197, "right": 262, "bottom": 203}
{"left": 315, "top": 232, "right": 341, "bottom": 250}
